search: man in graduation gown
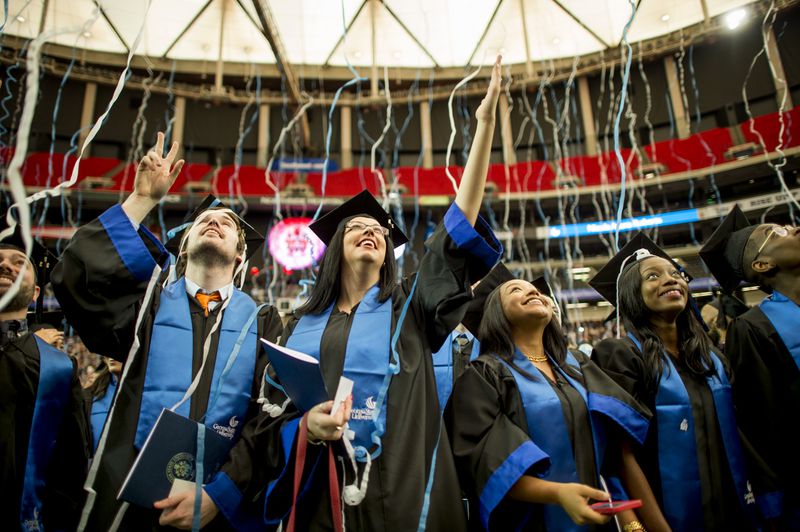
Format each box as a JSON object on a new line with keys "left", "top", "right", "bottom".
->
{"left": 52, "top": 132, "right": 283, "bottom": 531}
{"left": 700, "top": 205, "right": 800, "bottom": 528}
{"left": 1, "top": 229, "right": 91, "bottom": 531}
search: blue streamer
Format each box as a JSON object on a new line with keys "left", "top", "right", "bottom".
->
{"left": 163, "top": 60, "right": 177, "bottom": 146}
{"left": 37, "top": 49, "right": 78, "bottom": 229}
{"left": 613, "top": 0, "right": 638, "bottom": 252}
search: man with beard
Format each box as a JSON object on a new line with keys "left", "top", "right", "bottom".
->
{"left": 0, "top": 228, "right": 91, "bottom": 531}
{"left": 700, "top": 205, "right": 800, "bottom": 529}
{"left": 53, "top": 132, "right": 283, "bottom": 531}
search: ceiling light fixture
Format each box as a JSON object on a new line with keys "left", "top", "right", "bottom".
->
{"left": 16, "top": 15, "right": 26, "bottom": 23}
{"left": 724, "top": 8, "right": 746, "bottom": 30}
{"left": 82, "top": 31, "right": 92, "bottom": 38}
{"left": 353, "top": 50, "right": 363, "bottom": 59}
{"left": 660, "top": 14, "right": 670, "bottom": 22}
{"left": 552, "top": 38, "right": 560, "bottom": 45}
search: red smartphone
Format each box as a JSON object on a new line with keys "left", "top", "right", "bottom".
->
{"left": 590, "top": 499, "right": 642, "bottom": 515}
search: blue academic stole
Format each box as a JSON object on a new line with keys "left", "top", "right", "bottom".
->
{"left": 90, "top": 375, "right": 117, "bottom": 451}
{"left": 134, "top": 277, "right": 259, "bottom": 449}
{"left": 759, "top": 290, "right": 800, "bottom": 371}
{"left": 20, "top": 337, "right": 73, "bottom": 532}
{"left": 286, "top": 285, "right": 392, "bottom": 460}
{"left": 627, "top": 333, "right": 757, "bottom": 530}
{"left": 501, "top": 351, "right": 602, "bottom": 532}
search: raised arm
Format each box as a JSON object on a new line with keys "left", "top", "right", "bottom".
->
{"left": 122, "top": 131, "right": 185, "bottom": 224}
{"left": 454, "top": 55, "right": 502, "bottom": 226}
{"left": 51, "top": 132, "right": 184, "bottom": 359}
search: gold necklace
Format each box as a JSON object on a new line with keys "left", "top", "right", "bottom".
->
{"left": 525, "top": 353, "right": 548, "bottom": 364}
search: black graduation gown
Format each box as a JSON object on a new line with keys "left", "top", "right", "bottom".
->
{"left": 0, "top": 329, "right": 91, "bottom": 531}
{"left": 592, "top": 337, "right": 752, "bottom": 531}
{"left": 726, "top": 306, "right": 800, "bottom": 521}
{"left": 229, "top": 204, "right": 502, "bottom": 532}
{"left": 444, "top": 352, "right": 648, "bottom": 532}
{"left": 51, "top": 209, "right": 283, "bottom": 531}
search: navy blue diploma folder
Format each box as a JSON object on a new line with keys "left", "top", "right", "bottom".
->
{"left": 260, "top": 339, "right": 329, "bottom": 413}
{"left": 118, "top": 409, "right": 232, "bottom": 508}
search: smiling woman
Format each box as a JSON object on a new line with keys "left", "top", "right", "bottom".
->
{"left": 219, "top": 57, "right": 505, "bottom": 532}
{"left": 590, "top": 231, "right": 764, "bottom": 532}
{"left": 445, "top": 262, "right": 652, "bottom": 532}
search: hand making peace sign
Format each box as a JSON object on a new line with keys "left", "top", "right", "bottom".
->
{"left": 134, "top": 131, "right": 185, "bottom": 202}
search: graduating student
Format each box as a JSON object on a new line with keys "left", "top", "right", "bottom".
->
{"left": 86, "top": 357, "right": 123, "bottom": 451}
{"left": 446, "top": 263, "right": 652, "bottom": 532}
{"left": 699, "top": 205, "right": 800, "bottom": 528}
{"left": 52, "top": 133, "right": 283, "bottom": 531}
{"left": 0, "top": 228, "right": 91, "bottom": 531}
{"left": 590, "top": 232, "right": 761, "bottom": 531}
{"left": 235, "top": 56, "right": 504, "bottom": 531}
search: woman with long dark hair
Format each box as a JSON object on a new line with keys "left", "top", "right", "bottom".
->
{"left": 589, "top": 232, "right": 762, "bottom": 531}
{"left": 446, "top": 264, "right": 654, "bottom": 532}
{"left": 85, "top": 357, "right": 122, "bottom": 451}
{"left": 223, "top": 57, "right": 505, "bottom": 531}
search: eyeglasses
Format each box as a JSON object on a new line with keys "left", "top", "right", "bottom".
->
{"left": 345, "top": 221, "right": 390, "bottom": 237}
{"left": 753, "top": 225, "right": 791, "bottom": 261}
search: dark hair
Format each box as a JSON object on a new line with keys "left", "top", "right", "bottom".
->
{"left": 478, "top": 283, "right": 579, "bottom": 381}
{"left": 295, "top": 215, "right": 397, "bottom": 316}
{"left": 87, "top": 361, "right": 113, "bottom": 401}
{"left": 618, "top": 260, "right": 719, "bottom": 393}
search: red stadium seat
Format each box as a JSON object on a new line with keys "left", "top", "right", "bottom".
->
{"left": 560, "top": 149, "right": 638, "bottom": 186}
{"left": 643, "top": 128, "right": 733, "bottom": 173}
{"left": 20, "top": 153, "right": 77, "bottom": 187}
{"left": 213, "top": 165, "right": 296, "bottom": 196}
{"left": 305, "top": 168, "right": 384, "bottom": 197}
{"left": 740, "top": 106, "right": 800, "bottom": 152}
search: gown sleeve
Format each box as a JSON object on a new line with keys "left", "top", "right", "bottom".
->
{"left": 725, "top": 316, "right": 788, "bottom": 520}
{"left": 206, "top": 317, "right": 325, "bottom": 529}
{"left": 51, "top": 204, "right": 167, "bottom": 360}
{"left": 591, "top": 338, "right": 651, "bottom": 404}
{"left": 203, "top": 305, "right": 288, "bottom": 527}
{"left": 409, "top": 203, "right": 503, "bottom": 351}
{"left": 444, "top": 356, "right": 550, "bottom": 530}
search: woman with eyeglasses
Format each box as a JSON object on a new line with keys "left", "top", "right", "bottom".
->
{"left": 700, "top": 206, "right": 800, "bottom": 529}
{"left": 222, "top": 57, "right": 504, "bottom": 531}
{"left": 589, "top": 232, "right": 764, "bottom": 532}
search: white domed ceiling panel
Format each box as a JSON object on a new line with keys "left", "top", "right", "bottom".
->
{"left": 268, "top": 0, "right": 364, "bottom": 66}
{"left": 4, "top": 0, "right": 46, "bottom": 40}
{"left": 382, "top": 0, "right": 500, "bottom": 66}
{"left": 326, "top": 1, "right": 435, "bottom": 68}
{"left": 625, "top": 0, "right": 704, "bottom": 44}
{"left": 43, "top": 0, "right": 127, "bottom": 54}
{"left": 166, "top": 0, "right": 276, "bottom": 63}
{"left": 0, "top": 0, "right": 770, "bottom": 69}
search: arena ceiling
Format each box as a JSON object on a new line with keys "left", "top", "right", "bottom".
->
{"left": 3, "top": 0, "right": 762, "bottom": 72}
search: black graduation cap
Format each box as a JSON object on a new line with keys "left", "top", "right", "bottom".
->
{"left": 164, "top": 195, "right": 264, "bottom": 260}
{"left": 699, "top": 205, "right": 757, "bottom": 293}
{"left": 0, "top": 224, "right": 58, "bottom": 321}
{"left": 532, "top": 276, "right": 555, "bottom": 302}
{"left": 588, "top": 232, "right": 691, "bottom": 306}
{"left": 308, "top": 190, "right": 408, "bottom": 248}
{"left": 461, "top": 262, "right": 515, "bottom": 337}
{"left": 0, "top": 224, "right": 57, "bottom": 288}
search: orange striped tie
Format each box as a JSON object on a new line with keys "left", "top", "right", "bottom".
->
{"left": 196, "top": 291, "right": 222, "bottom": 317}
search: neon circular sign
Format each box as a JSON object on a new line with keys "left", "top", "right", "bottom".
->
{"left": 268, "top": 217, "right": 326, "bottom": 270}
